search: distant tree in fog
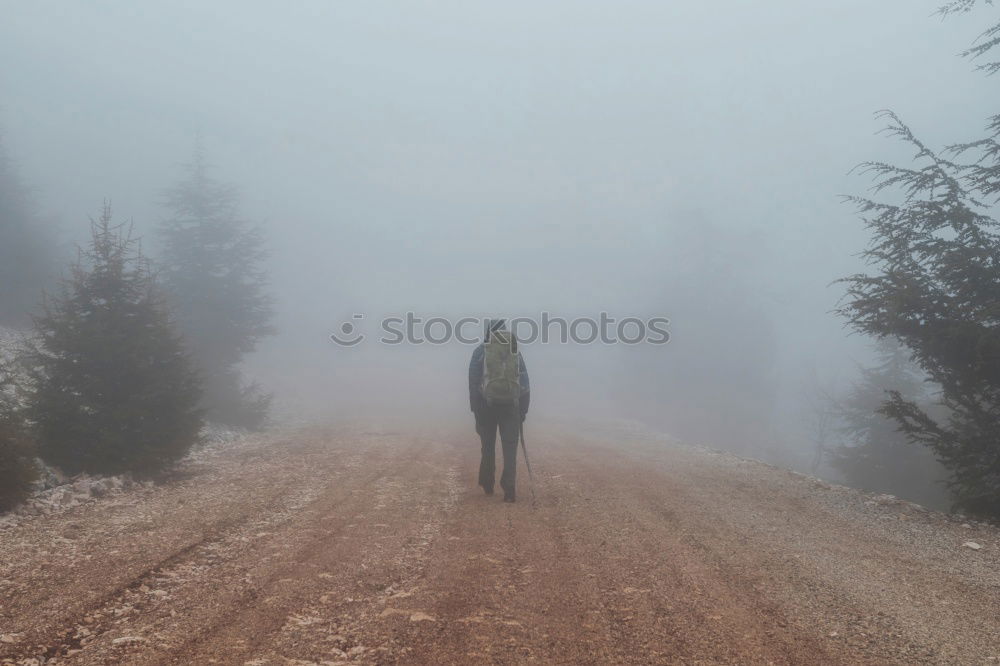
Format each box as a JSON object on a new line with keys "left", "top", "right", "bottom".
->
{"left": 838, "top": 2, "right": 1000, "bottom": 517}
{"left": 27, "top": 204, "right": 203, "bottom": 476}
{"left": 622, "top": 220, "right": 779, "bottom": 455}
{"left": 157, "top": 142, "right": 273, "bottom": 429}
{"left": 0, "top": 363, "right": 37, "bottom": 511}
{"left": 831, "top": 340, "right": 950, "bottom": 510}
{"left": 0, "top": 134, "right": 57, "bottom": 326}
{"left": 802, "top": 378, "right": 836, "bottom": 476}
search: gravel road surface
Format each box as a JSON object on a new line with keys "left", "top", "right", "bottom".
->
{"left": 1, "top": 424, "right": 998, "bottom": 665}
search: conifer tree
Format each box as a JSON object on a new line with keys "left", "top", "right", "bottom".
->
{"left": 838, "top": 2, "right": 1000, "bottom": 516}
{"left": 0, "top": 364, "right": 36, "bottom": 511}
{"left": 28, "top": 204, "right": 202, "bottom": 476}
{"left": 831, "top": 340, "right": 951, "bottom": 509}
{"left": 158, "top": 144, "right": 273, "bottom": 428}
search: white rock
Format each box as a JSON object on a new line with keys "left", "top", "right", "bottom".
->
{"left": 409, "top": 612, "right": 436, "bottom": 622}
{"left": 112, "top": 636, "right": 147, "bottom": 645}
{"left": 962, "top": 541, "right": 983, "bottom": 550}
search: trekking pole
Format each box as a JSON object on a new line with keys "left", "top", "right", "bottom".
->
{"left": 519, "top": 421, "right": 537, "bottom": 504}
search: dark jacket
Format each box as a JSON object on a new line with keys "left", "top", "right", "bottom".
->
{"left": 469, "top": 343, "right": 530, "bottom": 417}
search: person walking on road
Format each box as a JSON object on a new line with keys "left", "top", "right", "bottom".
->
{"left": 468, "top": 319, "right": 529, "bottom": 503}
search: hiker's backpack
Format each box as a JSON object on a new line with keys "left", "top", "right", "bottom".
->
{"left": 481, "top": 330, "right": 521, "bottom": 407}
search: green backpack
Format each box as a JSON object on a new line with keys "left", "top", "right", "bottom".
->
{"left": 481, "top": 330, "right": 521, "bottom": 407}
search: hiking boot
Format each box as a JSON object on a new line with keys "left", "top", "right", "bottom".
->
{"left": 482, "top": 485, "right": 494, "bottom": 496}
{"left": 503, "top": 493, "right": 515, "bottom": 503}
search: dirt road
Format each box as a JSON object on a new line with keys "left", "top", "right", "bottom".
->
{"left": 1, "top": 424, "right": 998, "bottom": 665}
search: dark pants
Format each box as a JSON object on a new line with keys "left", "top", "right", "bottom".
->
{"left": 475, "top": 403, "right": 520, "bottom": 497}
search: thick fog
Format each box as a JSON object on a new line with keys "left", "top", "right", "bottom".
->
{"left": 1, "top": 1, "right": 992, "bottom": 466}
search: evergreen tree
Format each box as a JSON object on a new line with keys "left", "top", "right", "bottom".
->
{"left": 838, "top": 2, "right": 1000, "bottom": 516}
{"left": 0, "top": 363, "right": 36, "bottom": 511}
{"left": 158, "top": 144, "right": 273, "bottom": 428}
{"left": 0, "top": 134, "right": 57, "bottom": 326}
{"left": 801, "top": 376, "right": 836, "bottom": 476}
{"left": 831, "top": 340, "right": 951, "bottom": 510}
{"left": 27, "top": 204, "right": 203, "bottom": 477}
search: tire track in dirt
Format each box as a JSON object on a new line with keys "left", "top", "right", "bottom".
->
{"left": 358, "top": 436, "right": 679, "bottom": 664}
{"left": 50, "top": 433, "right": 437, "bottom": 664}
{"left": 25, "top": 464, "right": 362, "bottom": 663}
{"left": 155, "top": 436, "right": 455, "bottom": 665}
{"left": 214, "top": 442, "right": 465, "bottom": 665}
{"left": 2, "top": 435, "right": 340, "bottom": 661}
{"left": 1, "top": 429, "right": 372, "bottom": 663}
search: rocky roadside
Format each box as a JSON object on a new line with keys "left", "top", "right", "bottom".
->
{"left": 0, "top": 425, "right": 246, "bottom": 531}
